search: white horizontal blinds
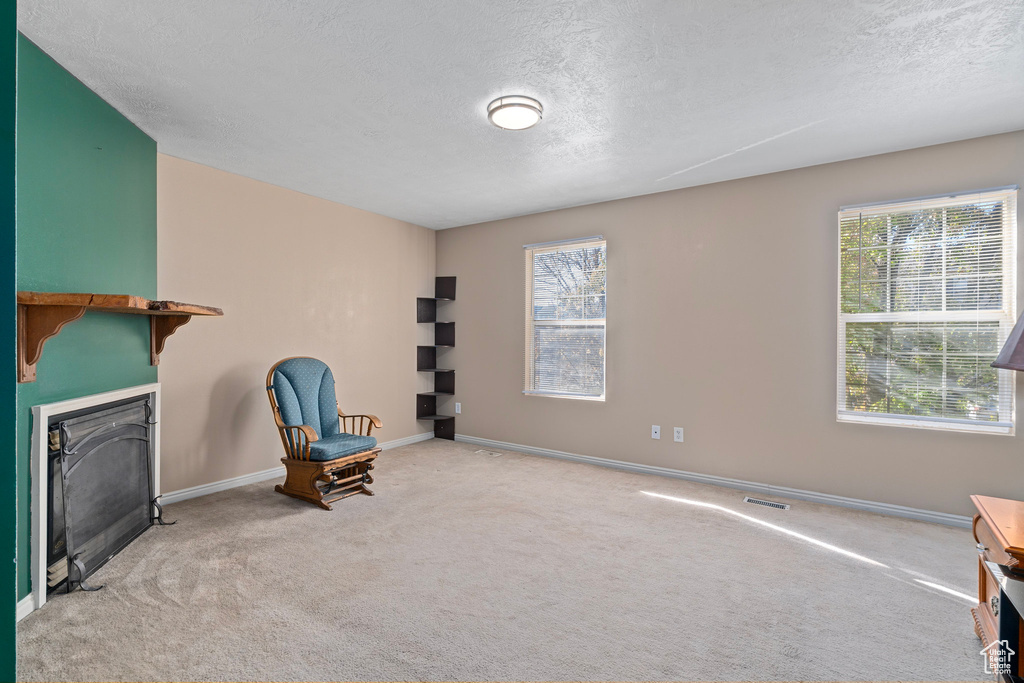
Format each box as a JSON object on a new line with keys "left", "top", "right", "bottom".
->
{"left": 837, "top": 188, "right": 1017, "bottom": 431}
{"left": 525, "top": 239, "right": 607, "bottom": 398}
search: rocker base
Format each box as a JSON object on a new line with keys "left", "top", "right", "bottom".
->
{"left": 275, "top": 449, "right": 380, "bottom": 510}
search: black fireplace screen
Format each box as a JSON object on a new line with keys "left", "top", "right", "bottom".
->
{"left": 47, "top": 395, "right": 161, "bottom": 593}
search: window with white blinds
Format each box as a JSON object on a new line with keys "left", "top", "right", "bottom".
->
{"left": 525, "top": 238, "right": 606, "bottom": 400}
{"left": 837, "top": 187, "right": 1017, "bottom": 434}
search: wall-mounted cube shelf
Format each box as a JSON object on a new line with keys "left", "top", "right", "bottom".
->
{"left": 416, "top": 277, "right": 455, "bottom": 439}
{"left": 434, "top": 322, "right": 455, "bottom": 347}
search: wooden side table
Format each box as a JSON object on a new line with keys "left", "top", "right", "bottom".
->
{"left": 972, "top": 495, "right": 1024, "bottom": 663}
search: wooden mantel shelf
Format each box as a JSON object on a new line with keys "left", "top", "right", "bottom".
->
{"left": 17, "top": 292, "right": 223, "bottom": 383}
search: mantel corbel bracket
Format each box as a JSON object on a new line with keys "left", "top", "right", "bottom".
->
{"left": 17, "top": 304, "right": 87, "bottom": 383}
{"left": 150, "top": 315, "right": 191, "bottom": 366}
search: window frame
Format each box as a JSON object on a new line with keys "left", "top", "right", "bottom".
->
{"left": 524, "top": 237, "right": 607, "bottom": 401}
{"left": 835, "top": 187, "right": 1017, "bottom": 435}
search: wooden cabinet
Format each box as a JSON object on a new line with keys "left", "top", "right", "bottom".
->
{"left": 971, "top": 495, "right": 1024, "bottom": 654}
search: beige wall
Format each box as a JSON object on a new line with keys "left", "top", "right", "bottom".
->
{"left": 157, "top": 154, "right": 435, "bottom": 493}
{"left": 437, "top": 130, "right": 1024, "bottom": 517}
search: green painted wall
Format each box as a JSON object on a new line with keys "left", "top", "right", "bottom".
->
{"left": 2, "top": 2, "right": 17, "bottom": 679}
{"left": 15, "top": 35, "right": 157, "bottom": 600}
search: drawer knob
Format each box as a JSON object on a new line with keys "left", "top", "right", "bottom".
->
{"left": 978, "top": 543, "right": 989, "bottom": 554}
{"left": 992, "top": 595, "right": 1000, "bottom": 616}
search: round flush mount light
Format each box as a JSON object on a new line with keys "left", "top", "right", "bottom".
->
{"left": 487, "top": 95, "right": 543, "bottom": 130}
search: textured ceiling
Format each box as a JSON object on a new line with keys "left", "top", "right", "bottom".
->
{"left": 17, "top": 0, "right": 1024, "bottom": 229}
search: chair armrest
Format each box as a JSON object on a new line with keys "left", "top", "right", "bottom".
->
{"left": 338, "top": 409, "right": 382, "bottom": 436}
{"left": 292, "top": 424, "right": 319, "bottom": 442}
{"left": 278, "top": 424, "right": 318, "bottom": 460}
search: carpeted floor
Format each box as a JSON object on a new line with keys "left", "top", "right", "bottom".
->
{"left": 18, "top": 439, "right": 983, "bottom": 681}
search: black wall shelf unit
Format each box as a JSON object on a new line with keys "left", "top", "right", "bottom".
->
{"left": 417, "top": 276, "right": 455, "bottom": 440}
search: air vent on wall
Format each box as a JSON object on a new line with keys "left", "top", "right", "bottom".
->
{"left": 743, "top": 496, "right": 790, "bottom": 510}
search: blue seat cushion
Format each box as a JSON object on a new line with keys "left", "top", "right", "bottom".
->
{"left": 308, "top": 432, "right": 378, "bottom": 462}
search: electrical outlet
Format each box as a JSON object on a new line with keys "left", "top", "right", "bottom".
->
{"left": 674, "top": 427, "right": 684, "bottom": 443}
{"left": 651, "top": 425, "right": 661, "bottom": 440}
{"left": 455, "top": 402, "right": 461, "bottom": 414}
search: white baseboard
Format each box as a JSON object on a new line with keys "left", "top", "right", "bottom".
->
{"left": 160, "top": 432, "right": 435, "bottom": 506}
{"left": 454, "top": 434, "right": 972, "bottom": 529}
{"left": 378, "top": 432, "right": 436, "bottom": 450}
{"left": 160, "top": 465, "right": 286, "bottom": 505}
{"left": 17, "top": 595, "right": 33, "bottom": 622}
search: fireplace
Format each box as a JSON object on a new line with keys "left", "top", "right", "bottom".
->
{"left": 46, "top": 395, "right": 168, "bottom": 593}
{"left": 28, "top": 384, "right": 163, "bottom": 613}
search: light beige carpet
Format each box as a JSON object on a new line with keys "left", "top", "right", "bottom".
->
{"left": 18, "top": 439, "right": 983, "bottom": 681}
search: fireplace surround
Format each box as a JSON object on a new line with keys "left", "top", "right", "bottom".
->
{"left": 29, "top": 383, "right": 162, "bottom": 614}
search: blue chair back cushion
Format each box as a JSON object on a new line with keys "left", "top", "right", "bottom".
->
{"left": 272, "top": 357, "right": 341, "bottom": 439}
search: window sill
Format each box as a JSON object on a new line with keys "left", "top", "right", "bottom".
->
{"left": 837, "top": 410, "right": 1013, "bottom": 436}
{"left": 523, "top": 391, "right": 605, "bottom": 402}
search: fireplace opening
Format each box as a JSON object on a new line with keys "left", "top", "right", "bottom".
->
{"left": 45, "top": 394, "right": 170, "bottom": 594}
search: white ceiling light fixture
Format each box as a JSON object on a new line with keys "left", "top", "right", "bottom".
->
{"left": 487, "top": 95, "right": 543, "bottom": 130}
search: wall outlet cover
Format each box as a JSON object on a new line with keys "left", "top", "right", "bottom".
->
{"left": 455, "top": 402, "right": 461, "bottom": 414}
{"left": 651, "top": 425, "right": 661, "bottom": 439}
{"left": 674, "top": 427, "right": 684, "bottom": 442}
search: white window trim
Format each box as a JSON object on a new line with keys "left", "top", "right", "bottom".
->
{"left": 835, "top": 187, "right": 1017, "bottom": 435}
{"left": 524, "top": 238, "right": 607, "bottom": 401}
{"left": 837, "top": 410, "right": 1013, "bottom": 435}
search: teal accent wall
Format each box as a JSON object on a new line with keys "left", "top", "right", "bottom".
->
{"left": 15, "top": 35, "right": 157, "bottom": 600}
{"left": 2, "top": 2, "right": 17, "bottom": 679}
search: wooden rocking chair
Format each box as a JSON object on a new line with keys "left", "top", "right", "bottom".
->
{"left": 266, "top": 356, "right": 382, "bottom": 510}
